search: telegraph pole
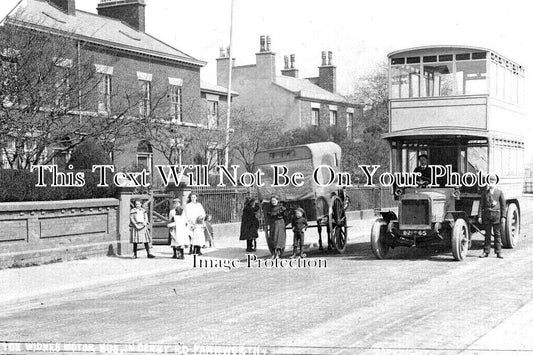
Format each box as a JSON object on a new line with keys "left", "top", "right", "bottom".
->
{"left": 224, "top": 0, "right": 235, "bottom": 169}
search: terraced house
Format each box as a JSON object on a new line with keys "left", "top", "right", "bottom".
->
{"left": 0, "top": 0, "right": 235, "bottom": 176}
{"left": 217, "top": 36, "right": 362, "bottom": 139}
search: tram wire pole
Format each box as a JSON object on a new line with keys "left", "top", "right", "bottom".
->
{"left": 224, "top": 0, "right": 235, "bottom": 169}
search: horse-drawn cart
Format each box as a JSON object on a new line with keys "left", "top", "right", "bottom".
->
{"left": 254, "top": 142, "right": 349, "bottom": 255}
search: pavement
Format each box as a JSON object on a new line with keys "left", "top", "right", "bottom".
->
{"left": 0, "top": 217, "right": 374, "bottom": 307}
{"left": 1, "top": 212, "right": 533, "bottom": 353}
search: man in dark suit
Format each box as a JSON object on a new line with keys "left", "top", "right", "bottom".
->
{"left": 478, "top": 175, "right": 506, "bottom": 259}
{"left": 414, "top": 154, "right": 432, "bottom": 187}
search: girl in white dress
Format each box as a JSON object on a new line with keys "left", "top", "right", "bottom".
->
{"left": 168, "top": 206, "right": 188, "bottom": 259}
{"left": 184, "top": 193, "right": 206, "bottom": 255}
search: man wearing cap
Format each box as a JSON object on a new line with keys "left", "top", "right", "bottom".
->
{"left": 478, "top": 175, "right": 506, "bottom": 259}
{"left": 414, "top": 154, "right": 432, "bottom": 187}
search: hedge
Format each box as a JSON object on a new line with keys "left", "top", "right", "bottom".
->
{"left": 0, "top": 169, "right": 118, "bottom": 202}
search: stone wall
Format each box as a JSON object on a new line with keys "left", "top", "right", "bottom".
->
{"left": 0, "top": 199, "right": 119, "bottom": 268}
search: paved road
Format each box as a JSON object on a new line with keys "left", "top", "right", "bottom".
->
{"left": 1, "top": 198, "right": 533, "bottom": 354}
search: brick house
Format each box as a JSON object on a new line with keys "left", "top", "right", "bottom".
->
{"left": 1, "top": 0, "right": 235, "bottom": 177}
{"left": 216, "top": 35, "right": 362, "bottom": 138}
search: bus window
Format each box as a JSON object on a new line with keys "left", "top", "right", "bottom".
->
{"left": 456, "top": 60, "right": 487, "bottom": 95}
{"left": 391, "top": 64, "right": 420, "bottom": 98}
{"left": 466, "top": 145, "right": 488, "bottom": 173}
{"left": 423, "top": 63, "right": 453, "bottom": 96}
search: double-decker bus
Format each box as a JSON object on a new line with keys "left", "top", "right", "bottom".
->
{"left": 371, "top": 45, "right": 525, "bottom": 261}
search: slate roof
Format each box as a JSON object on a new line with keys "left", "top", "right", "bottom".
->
{"left": 6, "top": 0, "right": 205, "bottom": 66}
{"left": 274, "top": 75, "right": 354, "bottom": 104}
{"left": 200, "top": 81, "right": 238, "bottom": 96}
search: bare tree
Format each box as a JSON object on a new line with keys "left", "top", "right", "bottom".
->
{"left": 0, "top": 17, "right": 142, "bottom": 169}
{"left": 351, "top": 61, "right": 389, "bottom": 130}
{"left": 230, "top": 107, "right": 285, "bottom": 172}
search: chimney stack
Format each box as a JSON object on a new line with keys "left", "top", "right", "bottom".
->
{"left": 281, "top": 54, "right": 298, "bottom": 78}
{"left": 216, "top": 46, "right": 234, "bottom": 87}
{"left": 318, "top": 50, "right": 336, "bottom": 93}
{"left": 256, "top": 35, "right": 275, "bottom": 82}
{"left": 97, "top": 0, "right": 146, "bottom": 32}
{"left": 49, "top": 0, "right": 76, "bottom": 15}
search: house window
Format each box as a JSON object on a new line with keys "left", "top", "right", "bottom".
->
{"left": 137, "top": 154, "right": 151, "bottom": 172}
{"left": 136, "top": 140, "right": 152, "bottom": 172}
{"left": 169, "top": 84, "right": 182, "bottom": 123}
{"left": 139, "top": 80, "right": 151, "bottom": 117}
{"left": 55, "top": 65, "right": 71, "bottom": 107}
{"left": 329, "top": 110, "right": 337, "bottom": 126}
{"left": 207, "top": 100, "right": 219, "bottom": 129}
{"left": 311, "top": 108, "right": 319, "bottom": 126}
{"left": 346, "top": 112, "right": 354, "bottom": 138}
{"left": 98, "top": 74, "right": 112, "bottom": 113}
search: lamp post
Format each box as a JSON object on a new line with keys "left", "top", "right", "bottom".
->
{"left": 224, "top": 0, "right": 235, "bottom": 169}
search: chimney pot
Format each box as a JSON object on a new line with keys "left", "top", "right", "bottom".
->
{"left": 219, "top": 47, "right": 225, "bottom": 58}
{"left": 260, "top": 36, "right": 266, "bottom": 52}
{"left": 226, "top": 46, "right": 231, "bottom": 57}
{"left": 266, "top": 35, "right": 271, "bottom": 52}
{"left": 284, "top": 55, "right": 289, "bottom": 70}
{"left": 321, "top": 51, "right": 327, "bottom": 66}
{"left": 328, "top": 51, "right": 333, "bottom": 66}
{"left": 290, "top": 54, "right": 295, "bottom": 69}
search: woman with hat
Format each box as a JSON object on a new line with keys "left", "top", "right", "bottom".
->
{"left": 266, "top": 195, "right": 287, "bottom": 259}
{"left": 239, "top": 197, "right": 260, "bottom": 252}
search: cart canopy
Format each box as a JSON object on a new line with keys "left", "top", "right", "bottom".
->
{"left": 254, "top": 142, "right": 342, "bottom": 202}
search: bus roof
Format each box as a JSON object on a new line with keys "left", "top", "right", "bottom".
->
{"left": 388, "top": 45, "right": 524, "bottom": 69}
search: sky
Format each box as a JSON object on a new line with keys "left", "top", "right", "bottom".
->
{"left": 1, "top": 0, "right": 532, "bottom": 154}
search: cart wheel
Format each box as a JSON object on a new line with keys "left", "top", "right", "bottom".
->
{"left": 370, "top": 218, "right": 389, "bottom": 259}
{"left": 329, "top": 195, "right": 347, "bottom": 254}
{"left": 451, "top": 218, "right": 469, "bottom": 261}
{"left": 502, "top": 203, "right": 520, "bottom": 249}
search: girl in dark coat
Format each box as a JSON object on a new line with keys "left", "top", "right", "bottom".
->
{"left": 266, "top": 195, "right": 287, "bottom": 259}
{"left": 239, "top": 198, "right": 260, "bottom": 252}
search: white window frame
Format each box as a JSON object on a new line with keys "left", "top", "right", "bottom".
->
{"left": 329, "top": 108, "right": 337, "bottom": 126}
{"left": 169, "top": 84, "right": 182, "bottom": 123}
{"left": 311, "top": 107, "right": 320, "bottom": 126}
{"left": 207, "top": 96, "right": 219, "bottom": 129}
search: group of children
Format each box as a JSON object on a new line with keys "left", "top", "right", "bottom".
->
{"left": 131, "top": 194, "right": 310, "bottom": 260}
{"left": 167, "top": 195, "right": 214, "bottom": 260}
{"left": 129, "top": 194, "right": 214, "bottom": 260}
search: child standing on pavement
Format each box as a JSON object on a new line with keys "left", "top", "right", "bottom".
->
{"left": 130, "top": 199, "right": 155, "bottom": 259}
{"left": 204, "top": 214, "right": 214, "bottom": 248}
{"left": 291, "top": 207, "right": 308, "bottom": 258}
{"left": 168, "top": 206, "right": 188, "bottom": 259}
